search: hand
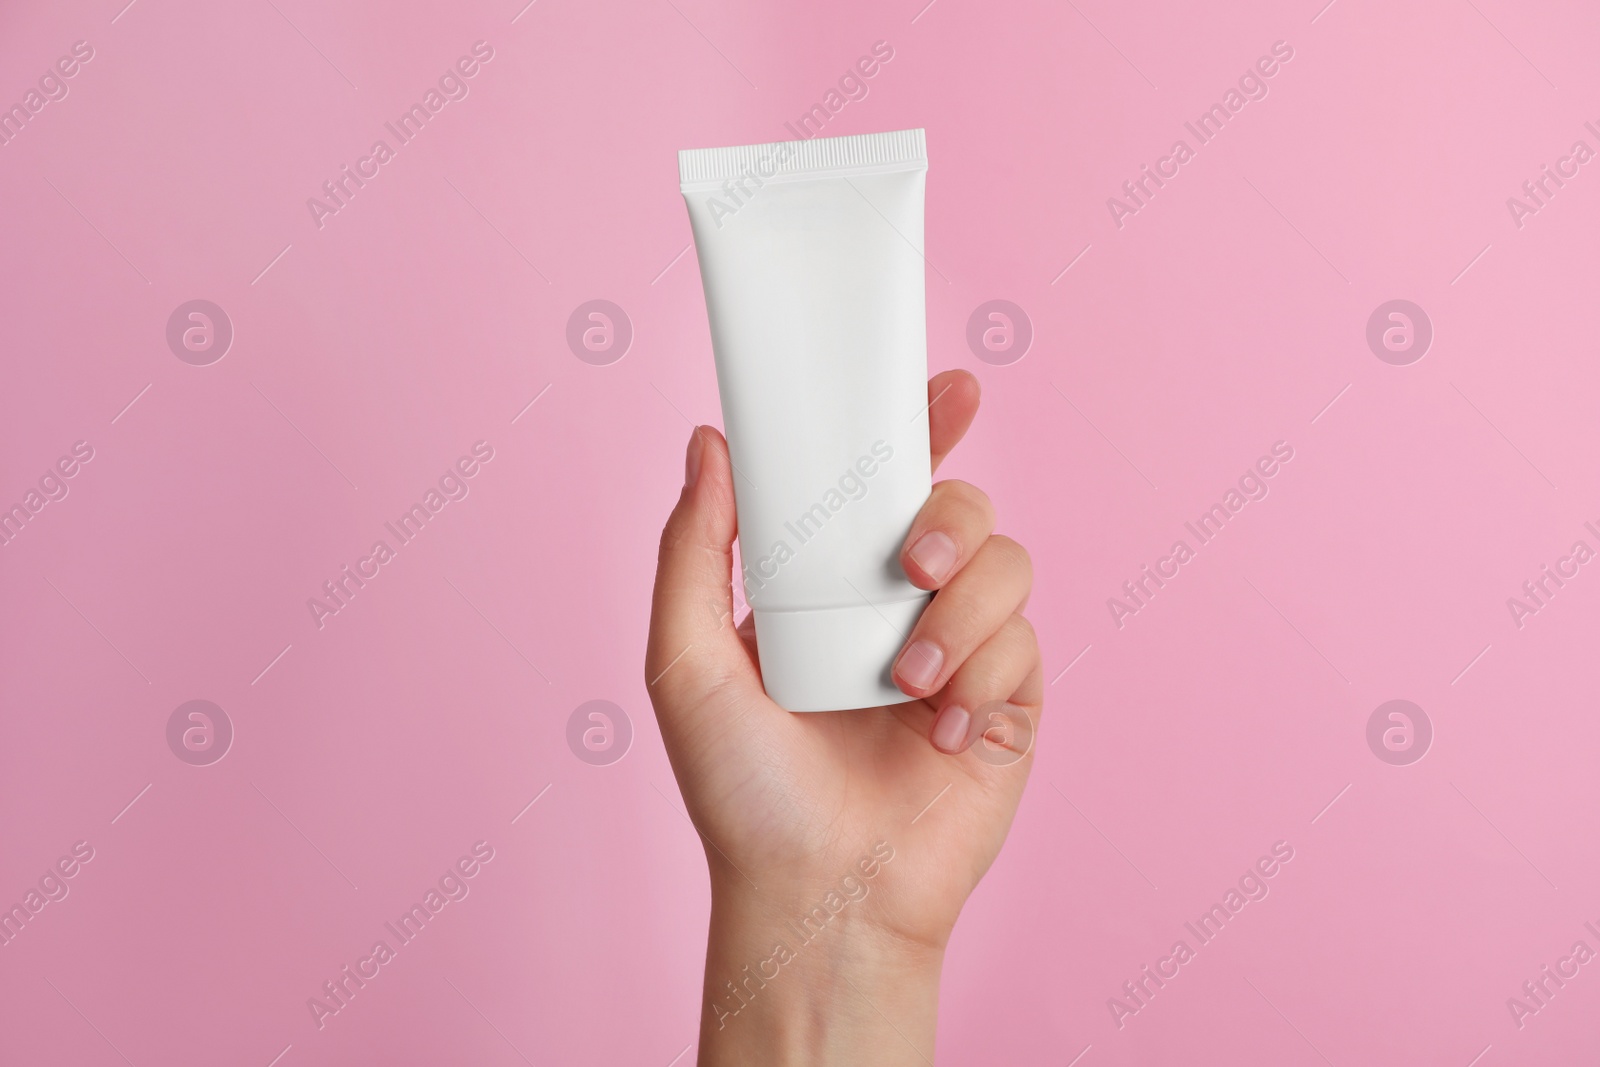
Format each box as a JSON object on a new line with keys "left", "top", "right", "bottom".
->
{"left": 645, "top": 370, "right": 1042, "bottom": 1066}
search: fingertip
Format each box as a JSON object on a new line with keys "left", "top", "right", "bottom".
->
{"left": 935, "top": 368, "right": 981, "bottom": 407}
{"left": 930, "top": 703, "right": 971, "bottom": 753}
{"left": 893, "top": 639, "right": 944, "bottom": 697}
{"left": 904, "top": 529, "right": 959, "bottom": 587}
{"left": 684, "top": 425, "right": 704, "bottom": 489}
{"left": 928, "top": 372, "right": 983, "bottom": 470}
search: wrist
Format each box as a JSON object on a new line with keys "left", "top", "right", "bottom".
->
{"left": 697, "top": 880, "right": 945, "bottom": 1066}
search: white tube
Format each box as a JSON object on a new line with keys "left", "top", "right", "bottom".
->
{"left": 679, "top": 128, "right": 933, "bottom": 712}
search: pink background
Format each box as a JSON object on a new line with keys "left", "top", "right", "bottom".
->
{"left": 3, "top": 0, "right": 1598, "bottom": 1063}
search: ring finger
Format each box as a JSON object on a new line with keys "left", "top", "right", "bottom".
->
{"left": 928, "top": 613, "right": 1042, "bottom": 754}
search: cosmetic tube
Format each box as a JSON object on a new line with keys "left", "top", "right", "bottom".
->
{"left": 679, "top": 128, "right": 933, "bottom": 712}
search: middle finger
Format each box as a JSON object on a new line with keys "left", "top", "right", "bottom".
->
{"left": 900, "top": 479, "right": 996, "bottom": 589}
{"left": 892, "top": 534, "right": 1033, "bottom": 698}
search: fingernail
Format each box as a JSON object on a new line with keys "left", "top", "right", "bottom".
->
{"left": 908, "top": 531, "right": 959, "bottom": 583}
{"left": 684, "top": 427, "right": 703, "bottom": 489}
{"left": 895, "top": 640, "right": 943, "bottom": 692}
{"left": 931, "top": 704, "right": 971, "bottom": 753}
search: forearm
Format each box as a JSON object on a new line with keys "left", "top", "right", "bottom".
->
{"left": 696, "top": 884, "right": 944, "bottom": 1066}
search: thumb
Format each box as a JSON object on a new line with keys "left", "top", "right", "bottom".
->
{"left": 645, "top": 425, "right": 761, "bottom": 715}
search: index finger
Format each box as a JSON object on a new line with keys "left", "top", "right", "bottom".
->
{"left": 927, "top": 369, "right": 981, "bottom": 473}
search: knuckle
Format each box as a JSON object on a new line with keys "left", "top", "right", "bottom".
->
{"left": 951, "top": 480, "right": 996, "bottom": 523}
{"left": 987, "top": 535, "right": 1033, "bottom": 579}
{"left": 917, "top": 599, "right": 977, "bottom": 655}
{"left": 939, "top": 585, "right": 990, "bottom": 634}
{"left": 954, "top": 657, "right": 1010, "bottom": 700}
{"left": 932, "top": 479, "right": 993, "bottom": 520}
{"left": 657, "top": 517, "right": 687, "bottom": 558}
{"left": 656, "top": 497, "right": 696, "bottom": 558}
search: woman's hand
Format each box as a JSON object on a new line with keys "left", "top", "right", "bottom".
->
{"left": 645, "top": 370, "right": 1042, "bottom": 1066}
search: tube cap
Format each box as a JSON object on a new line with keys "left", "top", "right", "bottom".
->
{"left": 752, "top": 595, "right": 933, "bottom": 712}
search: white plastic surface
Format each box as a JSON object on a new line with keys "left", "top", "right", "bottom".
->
{"left": 680, "top": 128, "right": 934, "bottom": 712}
{"left": 753, "top": 596, "right": 932, "bottom": 712}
